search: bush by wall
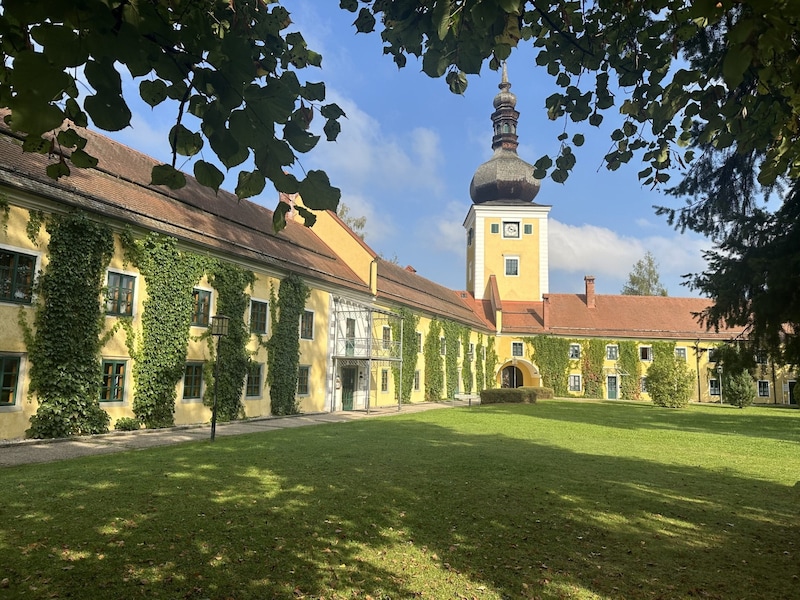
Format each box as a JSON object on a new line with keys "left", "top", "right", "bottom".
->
{"left": 480, "top": 386, "right": 552, "bottom": 404}
{"left": 423, "top": 319, "right": 444, "bottom": 401}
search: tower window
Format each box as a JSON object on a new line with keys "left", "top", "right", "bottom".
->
{"left": 490, "top": 223, "right": 499, "bottom": 234}
{"left": 524, "top": 223, "right": 533, "bottom": 235}
{"left": 504, "top": 257, "right": 519, "bottom": 276}
{"left": 467, "top": 227, "right": 473, "bottom": 246}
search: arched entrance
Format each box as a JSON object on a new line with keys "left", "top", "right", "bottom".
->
{"left": 501, "top": 365, "right": 524, "bottom": 388}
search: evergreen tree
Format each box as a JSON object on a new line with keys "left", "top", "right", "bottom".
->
{"left": 621, "top": 252, "right": 668, "bottom": 296}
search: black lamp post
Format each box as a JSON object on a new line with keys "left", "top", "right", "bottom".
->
{"left": 210, "top": 315, "right": 230, "bottom": 441}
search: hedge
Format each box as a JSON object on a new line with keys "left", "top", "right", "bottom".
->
{"left": 480, "top": 387, "right": 554, "bottom": 405}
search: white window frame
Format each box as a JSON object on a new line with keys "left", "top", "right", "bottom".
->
{"left": 569, "top": 344, "right": 581, "bottom": 360}
{"left": 568, "top": 374, "right": 581, "bottom": 392}
{"left": 757, "top": 380, "right": 770, "bottom": 398}
{"left": 639, "top": 345, "right": 653, "bottom": 362}
{"left": 0, "top": 243, "right": 42, "bottom": 306}
{"left": 511, "top": 341, "right": 524, "bottom": 357}
{"left": 300, "top": 309, "right": 315, "bottom": 340}
{"left": 606, "top": 344, "right": 619, "bottom": 360}
{"left": 640, "top": 377, "right": 648, "bottom": 393}
{"left": 380, "top": 368, "right": 389, "bottom": 393}
{"left": 709, "top": 379, "right": 720, "bottom": 396}
{"left": 675, "top": 346, "right": 687, "bottom": 361}
{"left": 504, "top": 256, "right": 520, "bottom": 277}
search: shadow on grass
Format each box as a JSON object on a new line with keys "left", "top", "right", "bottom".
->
{"left": 3, "top": 407, "right": 799, "bottom": 599}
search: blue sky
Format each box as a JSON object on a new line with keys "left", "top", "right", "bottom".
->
{"left": 108, "top": 2, "right": 711, "bottom": 298}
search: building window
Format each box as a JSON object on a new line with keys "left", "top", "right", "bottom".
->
{"left": 467, "top": 227, "right": 473, "bottom": 246}
{"left": 0, "top": 355, "right": 21, "bottom": 406}
{"left": 505, "top": 257, "right": 519, "bottom": 276}
{"left": 106, "top": 272, "right": 135, "bottom": 316}
{"left": 639, "top": 346, "right": 653, "bottom": 361}
{"left": 568, "top": 374, "right": 581, "bottom": 392}
{"left": 569, "top": 344, "right": 581, "bottom": 360}
{"left": 440, "top": 337, "right": 446, "bottom": 356}
{"left": 250, "top": 300, "right": 269, "bottom": 335}
{"left": 300, "top": 310, "right": 314, "bottom": 340}
{"left": 710, "top": 379, "right": 720, "bottom": 396}
{"left": 246, "top": 363, "right": 263, "bottom": 397}
{"left": 502, "top": 222, "right": 520, "bottom": 238}
{"left": 524, "top": 223, "right": 533, "bottom": 235}
{"left": 707, "top": 348, "right": 717, "bottom": 363}
{"left": 468, "top": 343, "right": 475, "bottom": 357}
{"left": 490, "top": 223, "right": 499, "bottom": 234}
{"left": 757, "top": 380, "right": 770, "bottom": 398}
{"left": 755, "top": 350, "right": 768, "bottom": 365}
{"left": 0, "top": 249, "right": 36, "bottom": 304}
{"left": 382, "top": 326, "right": 391, "bottom": 350}
{"left": 297, "top": 365, "right": 310, "bottom": 396}
{"left": 191, "top": 288, "right": 211, "bottom": 327}
{"left": 640, "top": 377, "right": 648, "bottom": 393}
{"left": 100, "top": 360, "right": 126, "bottom": 402}
{"left": 675, "top": 347, "right": 687, "bottom": 361}
{"left": 381, "top": 369, "right": 389, "bottom": 392}
{"left": 414, "top": 370, "right": 420, "bottom": 391}
{"left": 512, "top": 341, "right": 524, "bottom": 357}
{"left": 416, "top": 331, "right": 422, "bottom": 352}
{"left": 606, "top": 345, "right": 618, "bottom": 360}
{"left": 183, "top": 363, "right": 204, "bottom": 400}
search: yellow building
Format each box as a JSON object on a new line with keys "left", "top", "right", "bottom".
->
{"left": 0, "top": 69, "right": 796, "bottom": 441}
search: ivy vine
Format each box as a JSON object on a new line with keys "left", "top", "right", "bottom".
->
{"left": 0, "top": 193, "right": 9, "bottom": 234}
{"left": 390, "top": 307, "right": 419, "bottom": 403}
{"left": 423, "top": 318, "right": 444, "bottom": 401}
{"left": 442, "top": 319, "right": 462, "bottom": 398}
{"left": 205, "top": 262, "right": 255, "bottom": 421}
{"left": 25, "top": 210, "right": 46, "bottom": 245}
{"left": 125, "top": 233, "right": 210, "bottom": 428}
{"left": 485, "top": 335, "right": 497, "bottom": 389}
{"left": 266, "top": 273, "right": 309, "bottom": 416}
{"left": 581, "top": 339, "right": 607, "bottom": 398}
{"left": 23, "top": 212, "right": 114, "bottom": 438}
{"left": 475, "top": 333, "right": 485, "bottom": 392}
{"left": 618, "top": 341, "right": 641, "bottom": 400}
{"left": 527, "top": 335, "right": 570, "bottom": 396}
{"left": 460, "top": 328, "right": 473, "bottom": 394}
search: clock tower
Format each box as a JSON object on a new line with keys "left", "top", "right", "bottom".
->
{"left": 464, "top": 64, "right": 551, "bottom": 302}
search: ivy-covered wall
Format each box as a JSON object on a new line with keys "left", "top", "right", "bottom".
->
{"left": 23, "top": 212, "right": 114, "bottom": 438}
{"left": 442, "top": 319, "right": 462, "bottom": 399}
{"left": 390, "top": 307, "right": 419, "bottom": 403}
{"left": 423, "top": 318, "right": 444, "bottom": 401}
{"left": 528, "top": 336, "right": 570, "bottom": 396}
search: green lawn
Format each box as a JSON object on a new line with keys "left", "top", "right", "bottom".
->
{"left": 2, "top": 400, "right": 799, "bottom": 599}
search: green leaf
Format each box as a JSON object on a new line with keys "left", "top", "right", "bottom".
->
{"left": 433, "top": 0, "right": 452, "bottom": 41}
{"left": 284, "top": 122, "right": 320, "bottom": 153}
{"left": 272, "top": 201, "right": 290, "bottom": 233}
{"left": 446, "top": 70, "right": 468, "bottom": 94}
{"left": 297, "top": 170, "right": 340, "bottom": 212}
{"left": 301, "top": 82, "right": 326, "bottom": 102}
{"left": 296, "top": 205, "right": 318, "bottom": 228}
{"left": 321, "top": 103, "right": 346, "bottom": 120}
{"left": 354, "top": 8, "right": 376, "bottom": 33}
{"left": 235, "top": 170, "right": 267, "bottom": 199}
{"left": 572, "top": 133, "right": 585, "bottom": 147}
{"left": 193, "top": 161, "right": 225, "bottom": 193}
{"left": 323, "top": 119, "right": 341, "bottom": 142}
{"left": 140, "top": 80, "right": 169, "bottom": 108}
{"left": 84, "top": 93, "right": 132, "bottom": 132}
{"left": 70, "top": 149, "right": 99, "bottom": 169}
{"left": 169, "top": 124, "right": 203, "bottom": 157}
{"left": 22, "top": 136, "right": 51, "bottom": 154}
{"left": 422, "top": 49, "right": 449, "bottom": 78}
{"left": 722, "top": 44, "right": 754, "bottom": 88}
{"left": 57, "top": 128, "right": 85, "bottom": 150}
{"left": 151, "top": 164, "right": 187, "bottom": 190}
{"left": 339, "top": 0, "right": 358, "bottom": 11}
{"left": 46, "top": 158, "right": 70, "bottom": 180}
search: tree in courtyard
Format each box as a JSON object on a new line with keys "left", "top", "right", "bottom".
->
{"left": 621, "top": 252, "right": 668, "bottom": 296}
{"left": 645, "top": 354, "right": 693, "bottom": 408}
{"left": 722, "top": 370, "right": 756, "bottom": 409}
{"left": 3, "top": 1, "right": 800, "bottom": 364}
{"left": 337, "top": 203, "right": 367, "bottom": 240}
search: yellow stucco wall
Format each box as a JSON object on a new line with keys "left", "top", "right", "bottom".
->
{"left": 482, "top": 217, "right": 541, "bottom": 302}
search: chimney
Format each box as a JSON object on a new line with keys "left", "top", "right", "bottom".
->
{"left": 405, "top": 265, "right": 417, "bottom": 273}
{"left": 542, "top": 294, "right": 550, "bottom": 330}
{"left": 584, "top": 275, "right": 596, "bottom": 308}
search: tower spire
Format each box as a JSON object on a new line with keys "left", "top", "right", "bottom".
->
{"left": 491, "top": 61, "right": 519, "bottom": 152}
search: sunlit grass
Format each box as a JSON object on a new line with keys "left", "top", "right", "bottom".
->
{"left": 2, "top": 400, "right": 799, "bottom": 599}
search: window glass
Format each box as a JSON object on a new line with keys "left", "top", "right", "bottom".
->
{"left": 639, "top": 346, "right": 653, "bottom": 361}
{"left": 0, "top": 250, "right": 35, "bottom": 304}
{"left": 250, "top": 300, "right": 268, "bottom": 334}
{"left": 106, "top": 272, "right": 135, "bottom": 316}
{"left": 297, "top": 365, "right": 310, "bottom": 395}
{"left": 606, "top": 345, "right": 618, "bottom": 360}
{"left": 524, "top": 223, "right": 533, "bottom": 235}
{"left": 100, "top": 360, "right": 126, "bottom": 402}
{"left": 758, "top": 380, "right": 770, "bottom": 397}
{"left": 0, "top": 355, "right": 21, "bottom": 406}
{"left": 381, "top": 369, "right": 389, "bottom": 392}
{"left": 300, "top": 310, "right": 314, "bottom": 340}
{"left": 246, "top": 363, "right": 262, "bottom": 397}
{"left": 675, "top": 347, "right": 687, "bottom": 360}
{"left": 382, "top": 326, "right": 391, "bottom": 350}
{"left": 710, "top": 379, "right": 720, "bottom": 395}
{"left": 490, "top": 223, "right": 499, "bottom": 234}
{"left": 183, "top": 363, "right": 203, "bottom": 399}
{"left": 505, "top": 257, "right": 519, "bottom": 276}
{"left": 191, "top": 289, "right": 211, "bottom": 327}
{"left": 640, "top": 377, "right": 648, "bottom": 393}
{"left": 569, "top": 344, "right": 581, "bottom": 359}
{"left": 512, "top": 342, "right": 523, "bottom": 357}
{"left": 414, "top": 370, "right": 420, "bottom": 391}
{"left": 568, "top": 375, "right": 581, "bottom": 392}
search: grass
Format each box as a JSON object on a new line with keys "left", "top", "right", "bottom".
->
{"left": 2, "top": 400, "right": 799, "bottom": 599}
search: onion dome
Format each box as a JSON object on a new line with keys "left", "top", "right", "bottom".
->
{"left": 469, "top": 63, "right": 541, "bottom": 204}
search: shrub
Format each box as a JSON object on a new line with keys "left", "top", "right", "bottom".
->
{"left": 480, "top": 387, "right": 553, "bottom": 404}
{"left": 115, "top": 417, "right": 143, "bottom": 431}
{"left": 724, "top": 370, "right": 756, "bottom": 408}
{"left": 646, "top": 355, "right": 693, "bottom": 408}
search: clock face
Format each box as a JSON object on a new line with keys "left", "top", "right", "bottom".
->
{"left": 503, "top": 222, "right": 519, "bottom": 237}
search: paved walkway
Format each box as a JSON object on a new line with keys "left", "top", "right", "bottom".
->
{"left": 0, "top": 400, "right": 477, "bottom": 468}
